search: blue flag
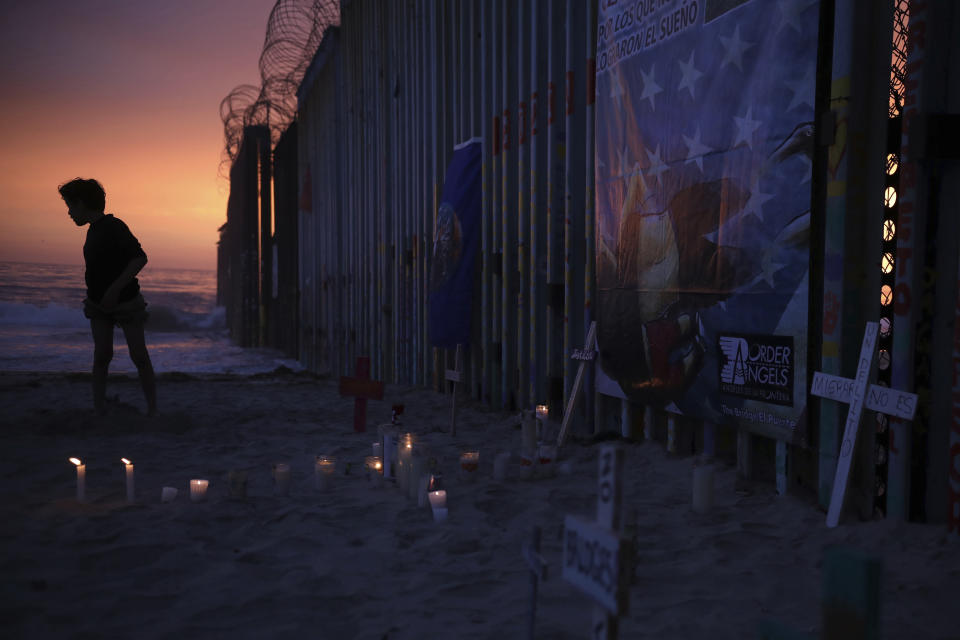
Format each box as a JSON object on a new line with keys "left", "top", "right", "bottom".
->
{"left": 429, "top": 139, "right": 482, "bottom": 349}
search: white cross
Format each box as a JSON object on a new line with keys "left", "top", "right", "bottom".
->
{"left": 563, "top": 445, "right": 633, "bottom": 638}
{"left": 810, "top": 322, "right": 917, "bottom": 528}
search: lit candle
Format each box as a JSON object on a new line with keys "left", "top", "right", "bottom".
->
{"left": 428, "top": 489, "right": 447, "bottom": 509}
{"left": 536, "top": 404, "right": 549, "bottom": 421}
{"left": 460, "top": 451, "right": 479, "bottom": 472}
{"left": 459, "top": 451, "right": 480, "bottom": 482}
{"left": 69, "top": 457, "right": 85, "bottom": 502}
{"left": 365, "top": 456, "right": 383, "bottom": 487}
{"left": 189, "top": 479, "right": 209, "bottom": 502}
{"left": 121, "top": 458, "right": 135, "bottom": 503}
{"left": 315, "top": 456, "right": 335, "bottom": 491}
{"left": 273, "top": 463, "right": 291, "bottom": 496}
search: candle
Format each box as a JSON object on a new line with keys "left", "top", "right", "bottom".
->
{"left": 428, "top": 489, "right": 447, "bottom": 509}
{"left": 518, "top": 452, "right": 535, "bottom": 480}
{"left": 432, "top": 507, "right": 448, "bottom": 523}
{"left": 408, "top": 455, "right": 425, "bottom": 500}
{"left": 460, "top": 451, "right": 479, "bottom": 472}
{"left": 69, "top": 457, "right": 85, "bottom": 502}
{"left": 538, "top": 444, "right": 556, "bottom": 478}
{"left": 121, "top": 458, "right": 135, "bottom": 503}
{"left": 521, "top": 410, "right": 538, "bottom": 455}
{"left": 372, "top": 442, "right": 382, "bottom": 458}
{"left": 315, "top": 456, "right": 335, "bottom": 491}
{"left": 398, "top": 433, "right": 414, "bottom": 491}
{"left": 365, "top": 456, "right": 383, "bottom": 487}
{"left": 273, "top": 463, "right": 291, "bottom": 496}
{"left": 189, "top": 479, "right": 209, "bottom": 502}
{"left": 536, "top": 404, "right": 549, "bottom": 420}
{"left": 459, "top": 451, "right": 479, "bottom": 482}
{"left": 493, "top": 452, "right": 510, "bottom": 481}
{"left": 161, "top": 486, "right": 178, "bottom": 502}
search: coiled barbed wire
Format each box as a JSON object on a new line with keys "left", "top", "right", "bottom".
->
{"left": 220, "top": 0, "right": 340, "bottom": 173}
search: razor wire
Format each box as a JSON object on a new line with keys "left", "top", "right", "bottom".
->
{"left": 220, "top": 0, "right": 340, "bottom": 171}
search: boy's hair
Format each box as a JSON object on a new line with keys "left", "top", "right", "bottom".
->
{"left": 58, "top": 178, "right": 106, "bottom": 213}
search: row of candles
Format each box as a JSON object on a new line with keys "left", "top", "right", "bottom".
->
{"left": 66, "top": 409, "right": 558, "bottom": 508}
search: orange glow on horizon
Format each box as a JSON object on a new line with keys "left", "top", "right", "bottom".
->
{"left": 0, "top": 1, "right": 276, "bottom": 272}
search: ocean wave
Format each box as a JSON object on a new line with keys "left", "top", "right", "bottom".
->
{"left": 0, "top": 301, "right": 225, "bottom": 332}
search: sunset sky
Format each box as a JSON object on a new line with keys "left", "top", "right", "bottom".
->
{"left": 0, "top": 0, "right": 277, "bottom": 271}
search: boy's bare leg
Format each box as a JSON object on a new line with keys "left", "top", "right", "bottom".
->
{"left": 122, "top": 322, "right": 157, "bottom": 415}
{"left": 90, "top": 317, "right": 114, "bottom": 415}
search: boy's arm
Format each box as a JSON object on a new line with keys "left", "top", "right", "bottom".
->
{"left": 100, "top": 255, "right": 148, "bottom": 310}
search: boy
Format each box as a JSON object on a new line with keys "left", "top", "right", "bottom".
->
{"left": 59, "top": 178, "right": 157, "bottom": 416}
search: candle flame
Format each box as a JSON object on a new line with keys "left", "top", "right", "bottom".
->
{"left": 375, "top": 461, "right": 382, "bottom": 470}
{"left": 121, "top": 458, "right": 131, "bottom": 465}
{"left": 69, "top": 457, "right": 82, "bottom": 466}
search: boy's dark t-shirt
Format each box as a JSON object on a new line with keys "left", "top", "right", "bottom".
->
{"left": 83, "top": 214, "right": 147, "bottom": 303}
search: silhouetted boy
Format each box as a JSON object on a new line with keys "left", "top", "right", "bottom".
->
{"left": 59, "top": 178, "right": 157, "bottom": 416}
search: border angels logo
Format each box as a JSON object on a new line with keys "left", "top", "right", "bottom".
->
{"left": 717, "top": 334, "right": 794, "bottom": 406}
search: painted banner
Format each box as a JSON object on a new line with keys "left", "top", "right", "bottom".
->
{"left": 594, "top": 0, "right": 819, "bottom": 434}
{"left": 428, "top": 139, "right": 482, "bottom": 349}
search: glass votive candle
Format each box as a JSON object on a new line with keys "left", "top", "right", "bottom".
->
{"left": 459, "top": 451, "right": 479, "bottom": 480}
{"left": 315, "top": 456, "right": 336, "bottom": 491}
{"left": 365, "top": 456, "right": 383, "bottom": 487}
{"left": 428, "top": 489, "right": 447, "bottom": 509}
{"left": 189, "top": 479, "right": 209, "bottom": 502}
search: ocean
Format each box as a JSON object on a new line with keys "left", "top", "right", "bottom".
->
{"left": 0, "top": 261, "right": 301, "bottom": 374}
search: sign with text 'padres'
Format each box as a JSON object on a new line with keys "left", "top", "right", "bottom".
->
{"left": 563, "top": 445, "right": 631, "bottom": 622}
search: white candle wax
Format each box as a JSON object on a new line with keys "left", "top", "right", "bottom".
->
{"left": 69, "top": 458, "right": 85, "bottom": 502}
{"left": 273, "top": 463, "right": 291, "bottom": 496}
{"left": 122, "top": 458, "right": 135, "bottom": 503}
{"left": 428, "top": 489, "right": 447, "bottom": 509}
{"left": 190, "top": 479, "right": 209, "bottom": 502}
{"left": 432, "top": 506, "right": 448, "bottom": 523}
{"left": 315, "top": 457, "right": 335, "bottom": 491}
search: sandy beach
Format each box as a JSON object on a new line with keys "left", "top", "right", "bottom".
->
{"left": 1, "top": 370, "right": 957, "bottom": 639}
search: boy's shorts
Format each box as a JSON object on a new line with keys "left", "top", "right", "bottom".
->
{"left": 83, "top": 294, "right": 150, "bottom": 328}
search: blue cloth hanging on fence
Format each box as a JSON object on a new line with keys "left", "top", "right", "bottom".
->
{"left": 428, "top": 138, "right": 482, "bottom": 349}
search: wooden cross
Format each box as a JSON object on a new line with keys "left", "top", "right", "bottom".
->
{"left": 809, "top": 322, "right": 918, "bottom": 527}
{"left": 557, "top": 321, "right": 597, "bottom": 447}
{"left": 522, "top": 525, "right": 549, "bottom": 640}
{"left": 563, "top": 444, "right": 633, "bottom": 639}
{"left": 446, "top": 343, "right": 463, "bottom": 436}
{"left": 338, "top": 356, "right": 384, "bottom": 433}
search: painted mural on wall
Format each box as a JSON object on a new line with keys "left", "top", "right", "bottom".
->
{"left": 594, "top": 0, "right": 820, "bottom": 433}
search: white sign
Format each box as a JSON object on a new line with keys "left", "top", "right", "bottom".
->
{"left": 811, "top": 372, "right": 917, "bottom": 420}
{"left": 562, "top": 515, "right": 624, "bottom": 614}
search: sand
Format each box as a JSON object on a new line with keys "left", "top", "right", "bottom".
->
{"left": 1, "top": 370, "right": 957, "bottom": 639}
